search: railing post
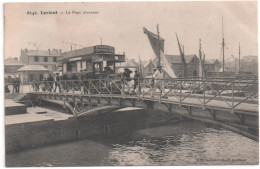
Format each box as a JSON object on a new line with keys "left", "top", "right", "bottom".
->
{"left": 179, "top": 80, "right": 182, "bottom": 106}
{"left": 122, "top": 78, "right": 125, "bottom": 98}
{"left": 231, "top": 80, "right": 234, "bottom": 113}
{"left": 203, "top": 79, "right": 206, "bottom": 109}
{"left": 138, "top": 77, "right": 140, "bottom": 100}
{"left": 142, "top": 78, "right": 145, "bottom": 100}
{"left": 99, "top": 79, "right": 101, "bottom": 98}
{"left": 159, "top": 79, "right": 162, "bottom": 103}
{"left": 89, "top": 80, "right": 91, "bottom": 95}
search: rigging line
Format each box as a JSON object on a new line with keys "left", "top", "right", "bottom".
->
{"left": 225, "top": 46, "right": 235, "bottom": 59}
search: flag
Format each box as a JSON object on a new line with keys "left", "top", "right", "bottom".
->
{"left": 143, "top": 27, "right": 177, "bottom": 78}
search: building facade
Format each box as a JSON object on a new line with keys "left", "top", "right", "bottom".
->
{"left": 16, "top": 65, "right": 49, "bottom": 84}
{"left": 20, "top": 48, "right": 62, "bottom": 72}
{"left": 204, "top": 59, "right": 222, "bottom": 77}
{"left": 4, "top": 57, "right": 24, "bottom": 82}
{"left": 164, "top": 54, "right": 200, "bottom": 78}
{"left": 240, "top": 55, "right": 258, "bottom": 75}
{"left": 141, "top": 60, "right": 155, "bottom": 77}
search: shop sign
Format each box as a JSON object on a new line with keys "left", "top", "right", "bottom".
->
{"left": 94, "top": 45, "right": 115, "bottom": 54}
{"left": 69, "top": 57, "right": 82, "bottom": 62}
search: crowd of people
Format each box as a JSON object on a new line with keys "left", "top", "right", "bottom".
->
{"left": 32, "top": 66, "right": 168, "bottom": 98}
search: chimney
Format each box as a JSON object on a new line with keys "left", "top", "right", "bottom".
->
{"left": 59, "top": 49, "right": 62, "bottom": 54}
{"left": 48, "top": 49, "right": 51, "bottom": 55}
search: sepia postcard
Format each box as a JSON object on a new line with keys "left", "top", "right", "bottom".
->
{"left": 3, "top": 1, "right": 259, "bottom": 167}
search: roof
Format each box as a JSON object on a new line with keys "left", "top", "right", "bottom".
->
{"left": 204, "top": 59, "right": 220, "bottom": 65}
{"left": 164, "top": 54, "right": 197, "bottom": 64}
{"left": 119, "top": 59, "right": 138, "bottom": 68}
{"left": 16, "top": 65, "right": 49, "bottom": 72}
{"left": 26, "top": 49, "right": 61, "bottom": 57}
{"left": 5, "top": 58, "right": 24, "bottom": 66}
{"left": 141, "top": 60, "right": 154, "bottom": 68}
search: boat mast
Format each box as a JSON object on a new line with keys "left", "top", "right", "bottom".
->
{"left": 222, "top": 16, "right": 225, "bottom": 75}
{"left": 157, "top": 24, "right": 161, "bottom": 67}
{"left": 199, "top": 39, "right": 204, "bottom": 79}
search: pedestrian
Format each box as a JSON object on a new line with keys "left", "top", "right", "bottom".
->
{"left": 151, "top": 68, "right": 157, "bottom": 88}
{"left": 104, "top": 65, "right": 113, "bottom": 74}
{"left": 47, "top": 74, "right": 54, "bottom": 92}
{"left": 34, "top": 78, "right": 40, "bottom": 92}
{"left": 5, "top": 83, "right": 10, "bottom": 93}
{"left": 54, "top": 73, "right": 61, "bottom": 93}
{"left": 15, "top": 78, "right": 20, "bottom": 93}
{"left": 151, "top": 66, "right": 167, "bottom": 98}
{"left": 122, "top": 68, "right": 132, "bottom": 91}
{"left": 133, "top": 70, "right": 140, "bottom": 93}
{"left": 12, "top": 79, "right": 16, "bottom": 93}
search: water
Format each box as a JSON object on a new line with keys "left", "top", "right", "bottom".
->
{"left": 6, "top": 121, "right": 258, "bottom": 166}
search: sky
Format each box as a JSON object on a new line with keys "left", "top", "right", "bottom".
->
{"left": 4, "top": 1, "right": 258, "bottom": 62}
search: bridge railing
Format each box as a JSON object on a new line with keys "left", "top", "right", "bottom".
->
{"left": 28, "top": 77, "right": 258, "bottom": 112}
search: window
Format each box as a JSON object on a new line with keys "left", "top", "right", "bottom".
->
{"left": 44, "top": 57, "right": 48, "bottom": 62}
{"left": 53, "top": 57, "right": 57, "bottom": 62}
{"left": 67, "top": 62, "right": 72, "bottom": 72}
{"left": 29, "top": 74, "right": 34, "bottom": 81}
{"left": 34, "top": 56, "right": 39, "bottom": 62}
{"left": 39, "top": 74, "right": 43, "bottom": 80}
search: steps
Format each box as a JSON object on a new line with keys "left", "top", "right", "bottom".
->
{"left": 5, "top": 100, "right": 27, "bottom": 116}
{"left": 13, "top": 93, "right": 27, "bottom": 101}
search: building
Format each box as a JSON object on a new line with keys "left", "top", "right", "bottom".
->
{"left": 20, "top": 48, "right": 62, "bottom": 72}
{"left": 204, "top": 59, "right": 221, "bottom": 77}
{"left": 16, "top": 65, "right": 49, "bottom": 84}
{"left": 141, "top": 60, "right": 156, "bottom": 77}
{"left": 163, "top": 54, "right": 200, "bottom": 78}
{"left": 116, "top": 58, "right": 138, "bottom": 73}
{"left": 240, "top": 55, "right": 258, "bottom": 75}
{"left": 61, "top": 45, "right": 125, "bottom": 78}
{"left": 4, "top": 57, "right": 24, "bottom": 82}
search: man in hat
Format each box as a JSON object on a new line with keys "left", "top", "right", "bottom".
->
{"left": 122, "top": 68, "right": 132, "bottom": 91}
{"left": 151, "top": 66, "right": 166, "bottom": 98}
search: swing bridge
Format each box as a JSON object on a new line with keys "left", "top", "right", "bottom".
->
{"left": 26, "top": 77, "right": 258, "bottom": 140}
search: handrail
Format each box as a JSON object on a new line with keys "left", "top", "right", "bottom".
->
{"left": 17, "top": 77, "right": 258, "bottom": 114}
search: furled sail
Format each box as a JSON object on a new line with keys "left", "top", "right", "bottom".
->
{"left": 143, "top": 27, "right": 177, "bottom": 78}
